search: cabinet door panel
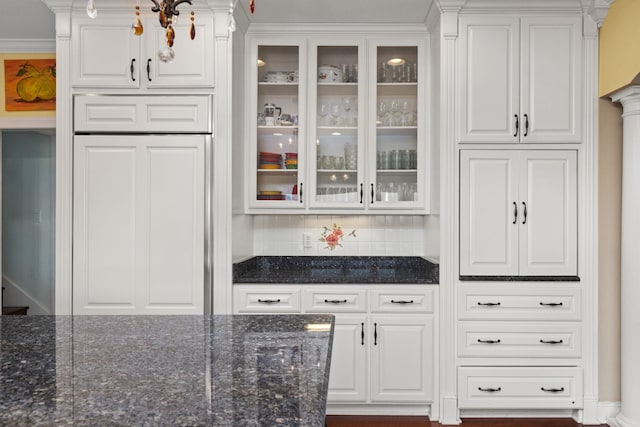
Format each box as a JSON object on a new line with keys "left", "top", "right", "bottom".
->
{"left": 73, "top": 138, "right": 137, "bottom": 311}
{"left": 460, "top": 151, "right": 519, "bottom": 276}
{"left": 459, "top": 16, "right": 519, "bottom": 142}
{"left": 72, "top": 16, "right": 140, "bottom": 88}
{"left": 145, "top": 20, "right": 214, "bottom": 88}
{"left": 521, "top": 16, "right": 582, "bottom": 143}
{"left": 519, "top": 151, "right": 577, "bottom": 276}
{"left": 370, "top": 316, "right": 433, "bottom": 402}
{"left": 327, "top": 315, "right": 368, "bottom": 402}
{"left": 142, "top": 137, "right": 204, "bottom": 310}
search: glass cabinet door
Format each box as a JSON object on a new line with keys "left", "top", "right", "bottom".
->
{"left": 309, "top": 42, "right": 365, "bottom": 208}
{"left": 370, "top": 43, "right": 425, "bottom": 210}
{"left": 250, "top": 42, "right": 305, "bottom": 208}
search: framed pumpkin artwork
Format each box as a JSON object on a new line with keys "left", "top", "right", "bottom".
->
{"left": 4, "top": 59, "right": 56, "bottom": 111}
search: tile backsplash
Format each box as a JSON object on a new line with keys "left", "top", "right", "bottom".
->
{"left": 253, "top": 215, "right": 426, "bottom": 256}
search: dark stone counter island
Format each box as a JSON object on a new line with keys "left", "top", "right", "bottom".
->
{"left": 0, "top": 314, "right": 334, "bottom": 426}
{"left": 233, "top": 256, "right": 439, "bottom": 284}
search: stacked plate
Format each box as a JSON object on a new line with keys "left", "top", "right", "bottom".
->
{"left": 259, "top": 152, "right": 282, "bottom": 169}
{"left": 284, "top": 152, "right": 298, "bottom": 169}
{"left": 257, "top": 190, "right": 285, "bottom": 201}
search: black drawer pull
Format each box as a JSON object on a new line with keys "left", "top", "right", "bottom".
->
{"left": 374, "top": 322, "right": 378, "bottom": 346}
{"left": 324, "top": 299, "right": 347, "bottom": 304}
{"left": 257, "top": 299, "right": 281, "bottom": 304}
{"left": 539, "top": 302, "right": 564, "bottom": 307}
{"left": 478, "top": 302, "right": 501, "bottom": 306}
{"left": 541, "top": 387, "right": 565, "bottom": 393}
{"left": 478, "top": 387, "right": 501, "bottom": 393}
{"left": 540, "top": 339, "right": 564, "bottom": 344}
{"left": 391, "top": 300, "right": 414, "bottom": 304}
{"left": 361, "top": 322, "right": 365, "bottom": 345}
{"left": 477, "top": 339, "right": 501, "bottom": 344}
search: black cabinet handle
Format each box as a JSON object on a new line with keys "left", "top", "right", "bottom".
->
{"left": 541, "top": 387, "right": 565, "bottom": 393}
{"left": 146, "top": 58, "right": 152, "bottom": 82}
{"left": 257, "top": 299, "right": 280, "bottom": 304}
{"left": 324, "top": 299, "right": 347, "bottom": 304}
{"left": 391, "top": 300, "right": 414, "bottom": 304}
{"left": 299, "top": 182, "right": 303, "bottom": 203}
{"left": 522, "top": 201, "right": 527, "bottom": 224}
{"left": 361, "top": 322, "right": 365, "bottom": 345}
{"left": 370, "top": 183, "right": 374, "bottom": 204}
{"left": 540, "top": 302, "right": 563, "bottom": 307}
{"left": 360, "top": 183, "right": 363, "bottom": 204}
{"left": 478, "top": 302, "right": 501, "bottom": 306}
{"left": 374, "top": 322, "right": 378, "bottom": 346}
{"left": 524, "top": 113, "right": 529, "bottom": 137}
{"left": 130, "top": 58, "right": 136, "bottom": 81}
{"left": 479, "top": 387, "right": 502, "bottom": 393}
{"left": 477, "top": 339, "right": 501, "bottom": 344}
{"left": 513, "top": 114, "right": 519, "bottom": 137}
{"left": 512, "top": 201, "right": 518, "bottom": 224}
{"left": 540, "top": 339, "right": 564, "bottom": 344}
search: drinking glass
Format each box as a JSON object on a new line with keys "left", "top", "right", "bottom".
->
{"left": 330, "top": 103, "right": 341, "bottom": 126}
{"left": 378, "top": 101, "right": 389, "bottom": 126}
{"left": 342, "top": 97, "right": 354, "bottom": 126}
{"left": 318, "top": 102, "right": 329, "bottom": 125}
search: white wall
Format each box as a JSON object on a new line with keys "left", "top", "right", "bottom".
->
{"left": 0, "top": 0, "right": 54, "bottom": 40}
{"left": 1, "top": 130, "right": 55, "bottom": 314}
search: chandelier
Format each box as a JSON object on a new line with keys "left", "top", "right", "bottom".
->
{"left": 86, "top": 0, "right": 196, "bottom": 63}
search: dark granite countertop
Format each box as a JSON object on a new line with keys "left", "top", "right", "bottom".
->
{"left": 0, "top": 314, "right": 334, "bottom": 426}
{"left": 233, "top": 256, "right": 439, "bottom": 284}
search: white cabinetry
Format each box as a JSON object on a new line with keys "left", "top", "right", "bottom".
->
{"left": 232, "top": 284, "right": 436, "bottom": 413}
{"left": 459, "top": 150, "right": 577, "bottom": 277}
{"left": 458, "top": 15, "right": 582, "bottom": 143}
{"left": 73, "top": 134, "right": 205, "bottom": 314}
{"left": 72, "top": 13, "right": 214, "bottom": 89}
{"left": 246, "top": 34, "right": 429, "bottom": 213}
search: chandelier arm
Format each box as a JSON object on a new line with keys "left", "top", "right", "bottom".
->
{"left": 169, "top": 0, "right": 193, "bottom": 14}
{"left": 149, "top": 0, "right": 162, "bottom": 12}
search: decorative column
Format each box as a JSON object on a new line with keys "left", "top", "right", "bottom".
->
{"left": 610, "top": 86, "right": 640, "bottom": 427}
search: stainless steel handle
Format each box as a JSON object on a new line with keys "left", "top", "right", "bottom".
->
{"left": 477, "top": 339, "right": 501, "bottom": 344}
{"left": 513, "top": 114, "right": 519, "bottom": 137}
{"left": 391, "top": 300, "right": 414, "bottom": 304}
{"left": 479, "top": 387, "right": 502, "bottom": 393}
{"left": 513, "top": 202, "right": 518, "bottom": 224}
{"left": 478, "top": 302, "right": 501, "bottom": 307}
{"left": 257, "top": 298, "right": 281, "bottom": 304}
{"left": 130, "top": 58, "right": 136, "bottom": 81}
{"left": 522, "top": 201, "right": 527, "bottom": 225}
{"left": 324, "top": 299, "right": 347, "bottom": 304}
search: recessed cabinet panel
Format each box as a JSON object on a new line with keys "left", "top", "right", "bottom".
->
{"left": 460, "top": 152, "right": 519, "bottom": 276}
{"left": 327, "top": 315, "right": 368, "bottom": 402}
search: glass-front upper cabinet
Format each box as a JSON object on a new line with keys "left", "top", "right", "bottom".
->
{"left": 248, "top": 41, "right": 306, "bottom": 209}
{"left": 308, "top": 41, "right": 365, "bottom": 209}
{"left": 369, "top": 41, "right": 427, "bottom": 210}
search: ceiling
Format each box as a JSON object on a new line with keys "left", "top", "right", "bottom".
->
{"left": 237, "top": 0, "right": 437, "bottom": 24}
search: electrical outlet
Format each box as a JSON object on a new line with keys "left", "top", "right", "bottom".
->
{"left": 303, "top": 232, "right": 313, "bottom": 248}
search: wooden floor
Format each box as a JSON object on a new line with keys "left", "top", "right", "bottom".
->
{"left": 325, "top": 416, "right": 608, "bottom": 427}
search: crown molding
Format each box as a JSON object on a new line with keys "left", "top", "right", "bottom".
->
{"left": 0, "top": 39, "right": 55, "bottom": 52}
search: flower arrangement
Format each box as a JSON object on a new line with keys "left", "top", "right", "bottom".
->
{"left": 320, "top": 223, "right": 356, "bottom": 250}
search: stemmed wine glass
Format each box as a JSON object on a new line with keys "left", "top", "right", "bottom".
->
{"left": 318, "top": 102, "right": 329, "bottom": 125}
{"left": 330, "top": 103, "right": 341, "bottom": 126}
{"left": 378, "top": 100, "right": 389, "bottom": 127}
{"left": 342, "top": 97, "right": 353, "bottom": 126}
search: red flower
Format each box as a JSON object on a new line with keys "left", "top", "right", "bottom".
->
{"left": 325, "top": 233, "right": 339, "bottom": 247}
{"left": 333, "top": 227, "right": 344, "bottom": 238}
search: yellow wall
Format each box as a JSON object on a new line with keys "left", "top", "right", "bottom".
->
{"left": 599, "top": 0, "right": 640, "bottom": 96}
{"left": 0, "top": 53, "right": 55, "bottom": 118}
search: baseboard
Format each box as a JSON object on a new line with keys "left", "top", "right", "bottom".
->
{"left": 459, "top": 409, "right": 574, "bottom": 418}
{"left": 608, "top": 412, "right": 637, "bottom": 427}
{"left": 326, "top": 404, "right": 430, "bottom": 416}
{"left": 2, "top": 274, "right": 51, "bottom": 315}
{"left": 598, "top": 401, "right": 621, "bottom": 424}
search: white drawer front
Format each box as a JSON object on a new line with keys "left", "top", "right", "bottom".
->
{"left": 303, "top": 288, "right": 367, "bottom": 313}
{"left": 458, "top": 366, "right": 583, "bottom": 409}
{"left": 458, "top": 322, "right": 581, "bottom": 359}
{"left": 458, "top": 284, "right": 581, "bottom": 321}
{"left": 75, "top": 95, "right": 211, "bottom": 133}
{"left": 234, "top": 287, "right": 301, "bottom": 313}
{"left": 370, "top": 288, "right": 435, "bottom": 313}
